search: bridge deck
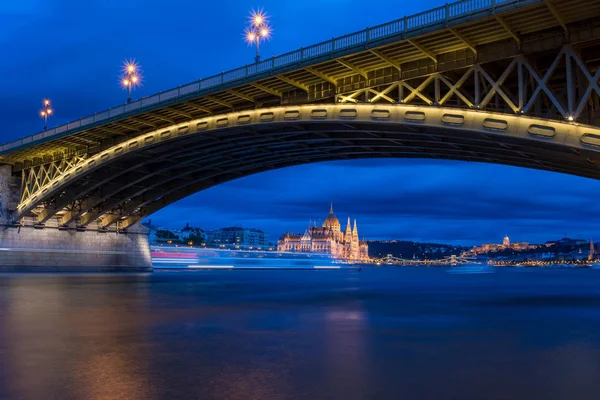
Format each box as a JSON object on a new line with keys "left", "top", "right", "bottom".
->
{"left": 1, "top": 0, "right": 597, "bottom": 165}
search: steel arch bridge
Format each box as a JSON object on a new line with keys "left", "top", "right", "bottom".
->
{"left": 1, "top": 0, "right": 600, "bottom": 231}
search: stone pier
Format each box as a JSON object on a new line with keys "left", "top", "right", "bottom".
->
{"left": 0, "top": 166, "right": 152, "bottom": 272}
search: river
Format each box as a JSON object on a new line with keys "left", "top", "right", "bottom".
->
{"left": 1, "top": 267, "right": 600, "bottom": 399}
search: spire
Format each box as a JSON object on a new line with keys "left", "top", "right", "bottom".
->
{"left": 345, "top": 217, "right": 351, "bottom": 235}
{"left": 330, "top": 202, "right": 333, "bottom": 214}
{"left": 353, "top": 219, "right": 358, "bottom": 234}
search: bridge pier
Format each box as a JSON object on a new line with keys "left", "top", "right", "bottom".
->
{"left": 0, "top": 166, "right": 152, "bottom": 272}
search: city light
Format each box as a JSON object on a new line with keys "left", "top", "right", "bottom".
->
{"left": 40, "top": 99, "right": 52, "bottom": 131}
{"left": 121, "top": 60, "right": 142, "bottom": 103}
{"left": 244, "top": 10, "right": 272, "bottom": 63}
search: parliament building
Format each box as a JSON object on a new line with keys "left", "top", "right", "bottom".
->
{"left": 277, "top": 204, "right": 369, "bottom": 261}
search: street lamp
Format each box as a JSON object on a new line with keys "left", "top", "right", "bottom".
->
{"left": 121, "top": 60, "right": 142, "bottom": 103}
{"left": 245, "top": 10, "right": 272, "bottom": 63}
{"left": 40, "top": 99, "right": 52, "bottom": 131}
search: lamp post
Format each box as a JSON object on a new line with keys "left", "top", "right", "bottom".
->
{"left": 245, "top": 11, "right": 271, "bottom": 63}
{"left": 40, "top": 99, "right": 52, "bottom": 131}
{"left": 121, "top": 61, "right": 141, "bottom": 103}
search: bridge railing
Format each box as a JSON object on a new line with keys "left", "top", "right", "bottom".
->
{"left": 0, "top": 0, "right": 543, "bottom": 154}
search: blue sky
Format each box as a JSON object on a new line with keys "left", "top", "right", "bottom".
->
{"left": 1, "top": 0, "right": 598, "bottom": 245}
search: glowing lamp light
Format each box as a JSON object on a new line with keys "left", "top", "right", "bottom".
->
{"left": 568, "top": 115, "right": 574, "bottom": 122}
{"left": 252, "top": 11, "right": 265, "bottom": 27}
{"left": 121, "top": 59, "right": 142, "bottom": 103}
{"left": 40, "top": 98, "right": 52, "bottom": 131}
{"left": 244, "top": 10, "right": 272, "bottom": 63}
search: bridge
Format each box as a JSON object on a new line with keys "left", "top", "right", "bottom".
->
{"left": 0, "top": 0, "right": 599, "bottom": 270}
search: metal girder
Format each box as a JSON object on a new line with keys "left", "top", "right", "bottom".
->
{"left": 185, "top": 102, "right": 214, "bottom": 115}
{"left": 112, "top": 134, "right": 597, "bottom": 230}
{"left": 59, "top": 196, "right": 101, "bottom": 225}
{"left": 304, "top": 67, "right": 337, "bottom": 85}
{"left": 439, "top": 68, "right": 474, "bottom": 107}
{"left": 406, "top": 39, "right": 437, "bottom": 65}
{"left": 19, "top": 102, "right": 600, "bottom": 226}
{"left": 571, "top": 49, "right": 600, "bottom": 118}
{"left": 204, "top": 95, "right": 235, "bottom": 110}
{"left": 369, "top": 85, "right": 398, "bottom": 104}
{"left": 151, "top": 114, "right": 176, "bottom": 124}
{"left": 477, "top": 58, "right": 520, "bottom": 112}
{"left": 403, "top": 75, "right": 436, "bottom": 105}
{"left": 337, "top": 90, "right": 364, "bottom": 103}
{"left": 544, "top": 0, "right": 568, "bottom": 35}
{"left": 109, "top": 126, "right": 563, "bottom": 228}
{"left": 226, "top": 89, "right": 256, "bottom": 104}
{"left": 165, "top": 107, "right": 194, "bottom": 119}
{"left": 99, "top": 213, "right": 123, "bottom": 228}
{"left": 370, "top": 50, "right": 401, "bottom": 71}
{"left": 45, "top": 138, "right": 238, "bottom": 224}
{"left": 20, "top": 155, "right": 87, "bottom": 207}
{"left": 277, "top": 75, "right": 309, "bottom": 92}
{"left": 522, "top": 48, "right": 568, "bottom": 117}
{"left": 494, "top": 15, "right": 521, "bottom": 45}
{"left": 97, "top": 125, "right": 129, "bottom": 136}
{"left": 334, "top": 45, "right": 593, "bottom": 120}
{"left": 448, "top": 28, "right": 477, "bottom": 56}
{"left": 110, "top": 121, "right": 141, "bottom": 133}
{"left": 40, "top": 129, "right": 312, "bottom": 223}
{"left": 250, "top": 83, "right": 282, "bottom": 98}
{"left": 129, "top": 117, "right": 158, "bottom": 128}
{"left": 336, "top": 59, "right": 368, "bottom": 79}
{"left": 103, "top": 142, "right": 360, "bottom": 227}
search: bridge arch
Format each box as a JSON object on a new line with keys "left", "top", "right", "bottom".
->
{"left": 16, "top": 104, "right": 600, "bottom": 229}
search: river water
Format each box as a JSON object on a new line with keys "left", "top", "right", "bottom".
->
{"left": 1, "top": 267, "right": 600, "bottom": 399}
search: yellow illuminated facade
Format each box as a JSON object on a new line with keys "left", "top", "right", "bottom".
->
{"left": 277, "top": 204, "right": 369, "bottom": 261}
{"left": 467, "top": 236, "right": 535, "bottom": 255}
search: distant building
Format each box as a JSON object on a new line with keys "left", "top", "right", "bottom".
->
{"left": 142, "top": 221, "right": 180, "bottom": 244}
{"left": 180, "top": 223, "right": 207, "bottom": 244}
{"left": 277, "top": 204, "right": 369, "bottom": 261}
{"left": 207, "top": 227, "right": 269, "bottom": 247}
{"left": 468, "top": 235, "right": 536, "bottom": 255}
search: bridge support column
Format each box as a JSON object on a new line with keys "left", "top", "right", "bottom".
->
{"left": 0, "top": 166, "right": 152, "bottom": 272}
{"left": 0, "top": 218, "right": 153, "bottom": 272}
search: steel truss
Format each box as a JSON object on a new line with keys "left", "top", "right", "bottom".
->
{"left": 20, "top": 155, "right": 87, "bottom": 208}
{"left": 12, "top": 45, "right": 600, "bottom": 223}
{"left": 336, "top": 45, "right": 600, "bottom": 125}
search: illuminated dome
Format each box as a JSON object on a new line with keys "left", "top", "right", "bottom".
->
{"left": 322, "top": 203, "right": 341, "bottom": 230}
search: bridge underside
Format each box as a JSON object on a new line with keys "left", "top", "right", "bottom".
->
{"left": 1, "top": 0, "right": 600, "bottom": 234}
{"left": 8, "top": 104, "right": 600, "bottom": 231}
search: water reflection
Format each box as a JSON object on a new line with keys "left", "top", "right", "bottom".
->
{"left": 321, "top": 307, "right": 371, "bottom": 399}
{"left": 0, "top": 274, "right": 154, "bottom": 400}
{"left": 1, "top": 269, "right": 600, "bottom": 399}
